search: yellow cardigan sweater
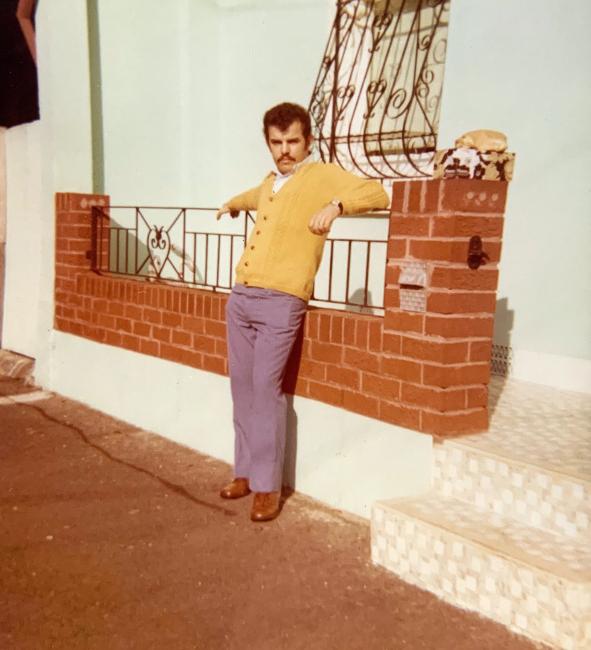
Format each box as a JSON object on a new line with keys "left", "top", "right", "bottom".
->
{"left": 227, "top": 162, "right": 390, "bottom": 301}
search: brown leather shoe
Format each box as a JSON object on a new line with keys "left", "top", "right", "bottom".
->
{"left": 250, "top": 491, "right": 281, "bottom": 522}
{"left": 219, "top": 478, "right": 250, "bottom": 499}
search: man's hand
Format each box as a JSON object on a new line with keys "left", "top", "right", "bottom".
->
{"left": 216, "top": 204, "right": 240, "bottom": 220}
{"left": 308, "top": 202, "right": 342, "bottom": 235}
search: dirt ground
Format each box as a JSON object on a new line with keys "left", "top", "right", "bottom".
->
{"left": 0, "top": 375, "right": 541, "bottom": 650}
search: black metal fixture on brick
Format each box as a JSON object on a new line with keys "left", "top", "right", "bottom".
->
{"left": 467, "top": 235, "right": 489, "bottom": 270}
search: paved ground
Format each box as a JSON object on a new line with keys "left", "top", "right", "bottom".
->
{"left": 0, "top": 374, "right": 540, "bottom": 650}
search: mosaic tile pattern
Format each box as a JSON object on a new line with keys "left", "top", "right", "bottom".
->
{"left": 371, "top": 376, "right": 591, "bottom": 649}
{"left": 384, "top": 494, "right": 591, "bottom": 581}
{"left": 399, "top": 288, "right": 426, "bottom": 312}
{"left": 372, "top": 498, "right": 591, "bottom": 649}
{"left": 433, "top": 444, "right": 590, "bottom": 538}
{"left": 472, "top": 376, "right": 591, "bottom": 480}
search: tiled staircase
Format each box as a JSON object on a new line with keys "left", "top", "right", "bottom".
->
{"left": 371, "top": 377, "right": 591, "bottom": 650}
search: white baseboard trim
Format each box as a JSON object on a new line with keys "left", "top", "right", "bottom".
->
{"left": 511, "top": 348, "right": 591, "bottom": 394}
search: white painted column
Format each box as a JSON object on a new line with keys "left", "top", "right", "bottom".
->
{"left": 0, "top": 128, "right": 6, "bottom": 346}
{"left": 2, "top": 0, "right": 94, "bottom": 379}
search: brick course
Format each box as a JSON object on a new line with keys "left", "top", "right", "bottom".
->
{"left": 54, "top": 178, "right": 508, "bottom": 437}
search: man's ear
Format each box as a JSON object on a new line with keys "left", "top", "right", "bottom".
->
{"left": 306, "top": 135, "right": 314, "bottom": 154}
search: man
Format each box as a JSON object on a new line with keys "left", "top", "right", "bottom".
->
{"left": 216, "top": 102, "right": 389, "bottom": 522}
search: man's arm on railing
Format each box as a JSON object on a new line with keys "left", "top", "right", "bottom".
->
{"left": 328, "top": 164, "right": 390, "bottom": 216}
{"left": 307, "top": 165, "right": 390, "bottom": 234}
{"left": 216, "top": 184, "right": 263, "bottom": 220}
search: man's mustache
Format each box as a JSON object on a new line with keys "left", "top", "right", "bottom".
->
{"left": 279, "top": 156, "right": 294, "bottom": 162}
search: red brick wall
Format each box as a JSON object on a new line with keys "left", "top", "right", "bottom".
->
{"left": 385, "top": 179, "right": 507, "bottom": 434}
{"left": 54, "top": 181, "right": 507, "bottom": 437}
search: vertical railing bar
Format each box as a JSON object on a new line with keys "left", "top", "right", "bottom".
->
{"left": 364, "top": 240, "right": 371, "bottom": 307}
{"left": 100, "top": 208, "right": 104, "bottom": 271}
{"left": 116, "top": 227, "right": 121, "bottom": 273}
{"left": 328, "top": 239, "right": 335, "bottom": 302}
{"left": 193, "top": 233, "right": 197, "bottom": 285}
{"left": 182, "top": 208, "right": 186, "bottom": 281}
{"left": 345, "top": 240, "right": 352, "bottom": 305}
{"left": 106, "top": 213, "right": 111, "bottom": 272}
{"left": 229, "top": 235, "right": 234, "bottom": 290}
{"left": 215, "top": 234, "right": 221, "bottom": 292}
{"left": 125, "top": 229, "right": 130, "bottom": 274}
{"left": 110, "top": 226, "right": 116, "bottom": 274}
{"left": 205, "top": 233, "right": 209, "bottom": 287}
{"left": 135, "top": 208, "right": 139, "bottom": 273}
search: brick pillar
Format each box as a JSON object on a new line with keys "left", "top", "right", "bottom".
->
{"left": 55, "top": 192, "right": 109, "bottom": 332}
{"left": 384, "top": 177, "right": 508, "bottom": 435}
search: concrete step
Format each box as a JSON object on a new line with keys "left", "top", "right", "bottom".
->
{"left": 433, "top": 441, "right": 590, "bottom": 538}
{"left": 372, "top": 493, "right": 591, "bottom": 649}
{"left": 0, "top": 349, "right": 35, "bottom": 382}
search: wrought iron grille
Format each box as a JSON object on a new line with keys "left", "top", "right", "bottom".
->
{"left": 309, "top": 0, "right": 450, "bottom": 180}
{"left": 90, "top": 206, "right": 389, "bottom": 313}
{"left": 491, "top": 344, "right": 513, "bottom": 377}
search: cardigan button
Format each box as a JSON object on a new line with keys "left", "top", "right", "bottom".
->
{"left": 256, "top": 230, "right": 261, "bottom": 235}
{"left": 269, "top": 196, "right": 274, "bottom": 202}
{"left": 250, "top": 245, "right": 255, "bottom": 250}
{"left": 244, "top": 262, "right": 249, "bottom": 267}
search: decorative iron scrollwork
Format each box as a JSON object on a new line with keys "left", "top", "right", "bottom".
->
{"left": 309, "top": 0, "right": 450, "bottom": 180}
{"left": 147, "top": 225, "right": 171, "bottom": 277}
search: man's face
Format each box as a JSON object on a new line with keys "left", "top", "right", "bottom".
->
{"left": 267, "top": 120, "right": 312, "bottom": 174}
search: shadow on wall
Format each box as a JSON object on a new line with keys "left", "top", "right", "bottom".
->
{"left": 281, "top": 288, "right": 376, "bottom": 490}
{"left": 282, "top": 326, "right": 305, "bottom": 489}
{"left": 490, "top": 297, "right": 515, "bottom": 416}
{"left": 345, "top": 288, "right": 376, "bottom": 315}
{"left": 284, "top": 395, "right": 298, "bottom": 490}
{"left": 87, "top": 0, "right": 105, "bottom": 194}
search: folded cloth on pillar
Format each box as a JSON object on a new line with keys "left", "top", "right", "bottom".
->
{"left": 434, "top": 147, "right": 515, "bottom": 182}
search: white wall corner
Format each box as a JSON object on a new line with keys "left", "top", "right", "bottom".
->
{"left": 511, "top": 348, "right": 591, "bottom": 395}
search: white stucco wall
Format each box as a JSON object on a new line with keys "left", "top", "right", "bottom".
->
{"left": 3, "top": 122, "right": 42, "bottom": 355}
{"left": 97, "top": 0, "right": 223, "bottom": 206}
{"left": 218, "top": 0, "right": 330, "bottom": 195}
{"left": 438, "top": 0, "right": 591, "bottom": 391}
{"left": 96, "top": 0, "right": 330, "bottom": 207}
{"left": 2, "top": 0, "right": 94, "bottom": 362}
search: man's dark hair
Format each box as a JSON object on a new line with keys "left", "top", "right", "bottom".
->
{"left": 263, "top": 102, "right": 312, "bottom": 142}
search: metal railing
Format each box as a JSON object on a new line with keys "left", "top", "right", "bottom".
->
{"left": 91, "top": 206, "right": 389, "bottom": 312}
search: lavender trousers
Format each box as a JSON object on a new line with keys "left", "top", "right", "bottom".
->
{"left": 225, "top": 284, "right": 307, "bottom": 492}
